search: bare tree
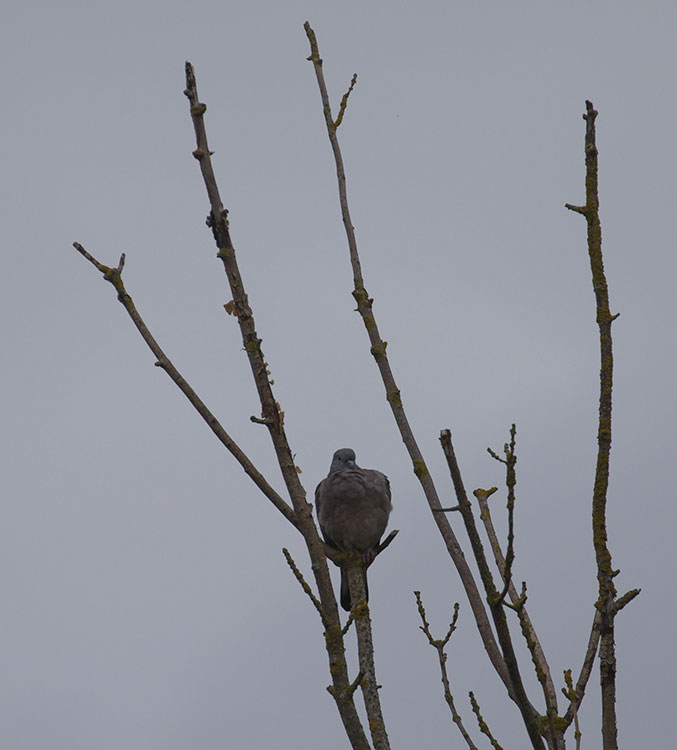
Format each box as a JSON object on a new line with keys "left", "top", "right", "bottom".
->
{"left": 72, "top": 22, "right": 639, "bottom": 750}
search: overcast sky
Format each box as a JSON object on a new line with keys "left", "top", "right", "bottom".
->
{"left": 3, "top": 1, "right": 675, "bottom": 748}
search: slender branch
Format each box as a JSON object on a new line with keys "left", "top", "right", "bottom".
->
{"left": 562, "top": 670, "right": 582, "bottom": 750}
{"left": 481, "top": 426, "right": 564, "bottom": 750}
{"left": 345, "top": 559, "right": 390, "bottom": 750}
{"left": 303, "top": 18, "right": 514, "bottom": 704}
{"left": 440, "top": 430, "right": 544, "bottom": 749}
{"left": 83, "top": 63, "right": 376, "bottom": 750}
{"left": 74, "top": 239, "right": 371, "bottom": 744}
{"left": 614, "top": 588, "right": 640, "bottom": 614}
{"left": 347, "top": 670, "right": 365, "bottom": 697}
{"left": 341, "top": 611, "right": 356, "bottom": 637}
{"left": 469, "top": 692, "right": 503, "bottom": 750}
{"left": 563, "top": 609, "right": 601, "bottom": 727}
{"left": 489, "top": 425, "right": 517, "bottom": 606}
{"left": 182, "top": 61, "right": 373, "bottom": 749}
{"left": 415, "top": 592, "right": 478, "bottom": 749}
{"left": 72, "top": 243, "right": 296, "bottom": 526}
{"left": 184, "top": 62, "right": 307, "bottom": 520}
{"left": 374, "top": 529, "right": 399, "bottom": 557}
{"left": 566, "top": 100, "right": 639, "bottom": 750}
{"left": 335, "top": 73, "right": 357, "bottom": 130}
{"left": 473, "top": 486, "right": 561, "bottom": 741}
{"left": 282, "top": 547, "right": 325, "bottom": 623}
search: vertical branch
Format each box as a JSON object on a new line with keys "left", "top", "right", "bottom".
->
{"left": 303, "top": 19, "right": 514, "bottom": 703}
{"left": 480, "top": 427, "right": 563, "bottom": 749}
{"left": 562, "top": 669, "right": 582, "bottom": 750}
{"left": 487, "top": 425, "right": 518, "bottom": 605}
{"left": 183, "top": 63, "right": 370, "bottom": 750}
{"left": 565, "top": 100, "right": 623, "bottom": 750}
{"left": 346, "top": 560, "right": 390, "bottom": 750}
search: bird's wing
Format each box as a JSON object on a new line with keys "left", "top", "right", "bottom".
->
{"left": 314, "top": 478, "right": 335, "bottom": 547}
{"left": 382, "top": 473, "right": 391, "bottom": 503}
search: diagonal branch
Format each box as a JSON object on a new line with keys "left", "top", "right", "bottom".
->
{"left": 183, "top": 61, "right": 371, "bottom": 749}
{"left": 473, "top": 486, "right": 560, "bottom": 737}
{"left": 282, "top": 547, "right": 325, "bottom": 623}
{"left": 562, "top": 608, "right": 601, "bottom": 728}
{"left": 440, "top": 430, "right": 544, "bottom": 750}
{"left": 469, "top": 691, "right": 504, "bottom": 750}
{"left": 303, "top": 17, "right": 514, "bottom": 706}
{"left": 184, "top": 62, "right": 306, "bottom": 518}
{"left": 72, "top": 243, "right": 296, "bottom": 526}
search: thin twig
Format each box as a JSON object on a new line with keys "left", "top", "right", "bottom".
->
{"left": 469, "top": 691, "right": 503, "bottom": 750}
{"left": 348, "top": 670, "right": 365, "bottom": 697}
{"left": 373, "top": 529, "right": 398, "bottom": 557}
{"left": 341, "top": 611, "right": 356, "bottom": 637}
{"left": 562, "top": 669, "right": 582, "bottom": 750}
{"left": 334, "top": 73, "right": 357, "bottom": 130}
{"left": 491, "top": 425, "right": 517, "bottom": 606}
{"left": 415, "top": 592, "right": 478, "bottom": 749}
{"left": 433, "top": 505, "right": 461, "bottom": 513}
{"left": 282, "top": 548, "right": 325, "bottom": 623}
{"left": 563, "top": 609, "right": 601, "bottom": 727}
{"left": 614, "top": 588, "right": 641, "bottom": 614}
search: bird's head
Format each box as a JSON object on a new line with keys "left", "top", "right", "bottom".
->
{"left": 330, "top": 448, "right": 356, "bottom": 472}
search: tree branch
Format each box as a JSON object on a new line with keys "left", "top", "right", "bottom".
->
{"left": 562, "top": 669, "right": 582, "bottom": 750}
{"left": 478, "top": 427, "right": 564, "bottom": 750}
{"left": 489, "top": 426, "right": 518, "bottom": 607}
{"left": 303, "top": 18, "right": 514, "bottom": 706}
{"left": 566, "top": 100, "right": 639, "bottom": 750}
{"left": 440, "top": 429, "right": 544, "bottom": 749}
{"left": 72, "top": 243, "right": 296, "bottom": 526}
{"left": 562, "top": 609, "right": 601, "bottom": 728}
{"left": 415, "top": 592, "right": 478, "bottom": 749}
{"left": 282, "top": 547, "right": 325, "bottom": 622}
{"left": 345, "top": 559, "right": 390, "bottom": 750}
{"left": 473, "top": 485, "right": 562, "bottom": 745}
{"left": 469, "top": 691, "right": 503, "bottom": 750}
{"left": 182, "top": 61, "right": 373, "bottom": 749}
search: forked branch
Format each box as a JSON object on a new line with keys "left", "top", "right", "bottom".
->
{"left": 415, "top": 592, "right": 477, "bottom": 749}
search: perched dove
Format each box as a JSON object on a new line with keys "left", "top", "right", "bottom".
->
{"left": 315, "top": 448, "right": 392, "bottom": 611}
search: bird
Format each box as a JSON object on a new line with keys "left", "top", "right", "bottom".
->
{"left": 315, "top": 448, "right": 392, "bottom": 611}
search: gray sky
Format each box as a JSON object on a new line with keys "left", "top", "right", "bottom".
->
{"left": 3, "top": 1, "right": 675, "bottom": 747}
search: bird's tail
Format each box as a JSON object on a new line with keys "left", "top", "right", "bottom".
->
{"left": 340, "top": 567, "right": 369, "bottom": 612}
